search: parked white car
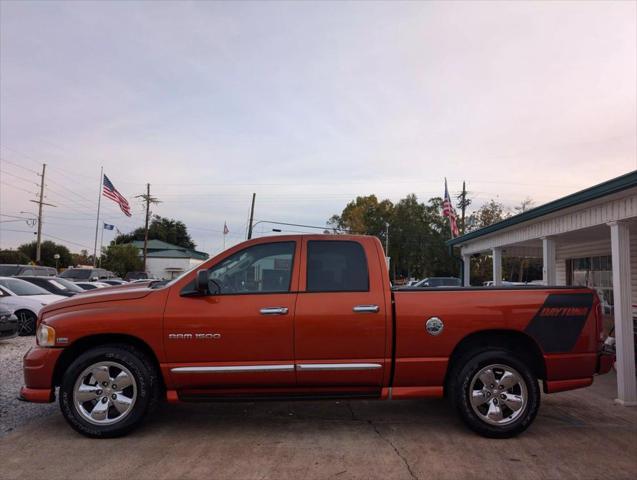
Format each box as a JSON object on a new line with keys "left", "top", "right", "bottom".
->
{"left": 0, "top": 277, "right": 65, "bottom": 335}
{"left": 73, "top": 281, "right": 111, "bottom": 291}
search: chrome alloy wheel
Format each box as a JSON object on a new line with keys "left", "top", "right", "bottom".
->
{"left": 469, "top": 364, "right": 527, "bottom": 426}
{"left": 73, "top": 361, "right": 137, "bottom": 426}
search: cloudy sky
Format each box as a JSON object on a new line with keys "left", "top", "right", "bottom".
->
{"left": 1, "top": 0, "right": 635, "bottom": 256}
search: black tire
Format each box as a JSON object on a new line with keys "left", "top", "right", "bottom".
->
{"left": 449, "top": 349, "right": 540, "bottom": 438}
{"left": 16, "top": 310, "right": 37, "bottom": 336}
{"left": 59, "top": 344, "right": 160, "bottom": 438}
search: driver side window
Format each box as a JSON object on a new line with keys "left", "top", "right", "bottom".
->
{"left": 208, "top": 241, "right": 295, "bottom": 294}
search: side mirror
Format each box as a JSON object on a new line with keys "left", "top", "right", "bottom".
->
{"left": 196, "top": 270, "right": 209, "bottom": 294}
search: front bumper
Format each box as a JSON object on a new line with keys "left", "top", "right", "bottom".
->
{"left": 20, "top": 346, "right": 64, "bottom": 403}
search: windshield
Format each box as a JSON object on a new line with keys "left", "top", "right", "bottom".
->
{"left": 59, "top": 269, "right": 92, "bottom": 280}
{"left": 0, "top": 278, "right": 51, "bottom": 296}
{"left": 0, "top": 266, "right": 21, "bottom": 276}
{"left": 48, "top": 278, "right": 84, "bottom": 292}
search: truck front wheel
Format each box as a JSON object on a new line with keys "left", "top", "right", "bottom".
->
{"left": 59, "top": 344, "right": 160, "bottom": 438}
{"left": 451, "top": 350, "right": 540, "bottom": 438}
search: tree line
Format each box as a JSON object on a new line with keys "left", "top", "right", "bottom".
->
{"left": 0, "top": 199, "right": 540, "bottom": 284}
{"left": 328, "top": 194, "right": 541, "bottom": 285}
{"left": 0, "top": 215, "right": 196, "bottom": 278}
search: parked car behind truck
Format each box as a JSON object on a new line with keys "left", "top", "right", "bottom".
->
{"left": 58, "top": 268, "right": 114, "bottom": 282}
{"left": 22, "top": 235, "right": 612, "bottom": 438}
{"left": 0, "top": 264, "right": 57, "bottom": 277}
{"left": 0, "top": 277, "right": 65, "bottom": 335}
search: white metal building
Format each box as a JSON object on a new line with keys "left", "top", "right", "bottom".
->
{"left": 448, "top": 171, "right": 637, "bottom": 406}
{"left": 129, "top": 240, "right": 209, "bottom": 280}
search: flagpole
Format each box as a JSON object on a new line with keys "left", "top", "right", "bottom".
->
{"left": 92, "top": 166, "right": 103, "bottom": 266}
{"left": 223, "top": 221, "right": 226, "bottom": 251}
{"left": 98, "top": 223, "right": 105, "bottom": 267}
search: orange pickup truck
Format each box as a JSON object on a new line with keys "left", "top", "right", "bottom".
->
{"left": 22, "top": 235, "right": 613, "bottom": 438}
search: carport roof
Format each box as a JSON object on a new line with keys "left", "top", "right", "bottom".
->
{"left": 447, "top": 170, "right": 637, "bottom": 246}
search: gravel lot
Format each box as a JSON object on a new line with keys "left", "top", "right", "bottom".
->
{"left": 0, "top": 336, "right": 56, "bottom": 437}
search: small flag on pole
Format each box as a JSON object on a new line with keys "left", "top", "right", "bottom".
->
{"left": 442, "top": 178, "right": 460, "bottom": 238}
{"left": 223, "top": 222, "right": 229, "bottom": 235}
{"left": 102, "top": 174, "right": 132, "bottom": 217}
{"left": 103, "top": 223, "right": 115, "bottom": 230}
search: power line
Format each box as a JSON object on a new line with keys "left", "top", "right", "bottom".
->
{"left": 0, "top": 157, "right": 40, "bottom": 175}
{"left": 0, "top": 228, "right": 35, "bottom": 234}
{"left": 0, "top": 169, "right": 39, "bottom": 185}
{"left": 41, "top": 232, "right": 93, "bottom": 250}
{"left": 0, "top": 181, "right": 38, "bottom": 195}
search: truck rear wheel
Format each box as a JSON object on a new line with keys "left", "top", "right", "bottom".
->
{"left": 59, "top": 344, "right": 160, "bottom": 438}
{"left": 451, "top": 350, "right": 540, "bottom": 438}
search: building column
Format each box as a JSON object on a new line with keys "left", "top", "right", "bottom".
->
{"left": 542, "top": 237, "right": 556, "bottom": 286}
{"left": 492, "top": 247, "right": 502, "bottom": 286}
{"left": 609, "top": 221, "right": 637, "bottom": 406}
{"left": 462, "top": 254, "right": 471, "bottom": 286}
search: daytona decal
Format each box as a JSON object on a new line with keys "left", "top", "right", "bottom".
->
{"left": 524, "top": 293, "right": 593, "bottom": 353}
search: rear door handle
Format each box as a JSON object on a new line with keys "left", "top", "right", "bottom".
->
{"left": 260, "top": 307, "right": 289, "bottom": 315}
{"left": 353, "top": 305, "right": 380, "bottom": 313}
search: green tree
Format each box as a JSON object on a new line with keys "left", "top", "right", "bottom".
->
{"left": 0, "top": 249, "right": 31, "bottom": 264}
{"left": 101, "top": 244, "right": 143, "bottom": 277}
{"left": 329, "top": 194, "right": 456, "bottom": 281}
{"left": 71, "top": 249, "right": 92, "bottom": 267}
{"left": 328, "top": 195, "right": 394, "bottom": 237}
{"left": 113, "top": 215, "right": 196, "bottom": 249}
{"left": 466, "top": 199, "right": 509, "bottom": 232}
{"left": 514, "top": 197, "right": 534, "bottom": 214}
{"left": 464, "top": 199, "right": 542, "bottom": 285}
{"left": 17, "top": 241, "right": 72, "bottom": 268}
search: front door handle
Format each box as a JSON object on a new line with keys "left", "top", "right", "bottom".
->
{"left": 353, "top": 305, "right": 380, "bottom": 313}
{"left": 260, "top": 307, "right": 289, "bottom": 315}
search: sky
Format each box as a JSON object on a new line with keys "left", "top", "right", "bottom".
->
{"left": 1, "top": 0, "right": 636, "bottom": 256}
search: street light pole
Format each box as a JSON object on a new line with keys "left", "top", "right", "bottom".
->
{"left": 385, "top": 222, "right": 389, "bottom": 254}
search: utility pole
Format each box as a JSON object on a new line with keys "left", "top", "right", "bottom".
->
{"left": 35, "top": 163, "right": 46, "bottom": 262}
{"left": 247, "top": 193, "right": 256, "bottom": 239}
{"left": 136, "top": 184, "right": 160, "bottom": 272}
{"left": 29, "top": 163, "right": 56, "bottom": 263}
{"left": 456, "top": 181, "right": 471, "bottom": 235}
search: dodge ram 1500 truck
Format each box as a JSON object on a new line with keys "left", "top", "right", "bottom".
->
{"left": 21, "top": 235, "right": 613, "bottom": 438}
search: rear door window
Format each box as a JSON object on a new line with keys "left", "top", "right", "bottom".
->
{"left": 306, "top": 241, "right": 369, "bottom": 292}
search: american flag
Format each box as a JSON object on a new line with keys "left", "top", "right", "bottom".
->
{"left": 103, "top": 175, "right": 132, "bottom": 217}
{"left": 443, "top": 178, "right": 460, "bottom": 237}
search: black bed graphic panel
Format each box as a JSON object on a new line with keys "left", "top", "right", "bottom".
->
{"left": 524, "top": 293, "right": 594, "bottom": 353}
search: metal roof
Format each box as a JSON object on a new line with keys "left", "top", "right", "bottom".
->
{"left": 447, "top": 170, "right": 637, "bottom": 246}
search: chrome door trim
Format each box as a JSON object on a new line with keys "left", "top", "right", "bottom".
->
{"left": 171, "top": 364, "right": 295, "bottom": 373}
{"left": 296, "top": 363, "right": 383, "bottom": 371}
{"left": 259, "top": 307, "right": 289, "bottom": 315}
{"left": 352, "top": 305, "right": 380, "bottom": 313}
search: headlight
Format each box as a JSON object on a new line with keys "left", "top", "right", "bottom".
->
{"left": 37, "top": 324, "right": 56, "bottom": 347}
